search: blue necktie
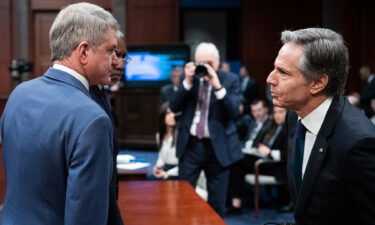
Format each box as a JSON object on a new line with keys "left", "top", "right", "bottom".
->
{"left": 293, "top": 119, "right": 306, "bottom": 192}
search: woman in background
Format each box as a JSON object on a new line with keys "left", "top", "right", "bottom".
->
{"left": 152, "top": 105, "right": 179, "bottom": 180}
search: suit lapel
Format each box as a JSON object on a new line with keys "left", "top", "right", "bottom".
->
{"left": 294, "top": 98, "right": 344, "bottom": 218}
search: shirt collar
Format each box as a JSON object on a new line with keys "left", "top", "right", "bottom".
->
{"left": 368, "top": 74, "right": 375, "bottom": 84}
{"left": 299, "top": 97, "right": 333, "bottom": 135}
{"left": 53, "top": 64, "right": 89, "bottom": 90}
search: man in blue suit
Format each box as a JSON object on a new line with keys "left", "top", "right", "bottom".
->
{"left": 170, "top": 42, "right": 243, "bottom": 216}
{"left": 0, "top": 3, "right": 121, "bottom": 225}
{"left": 267, "top": 28, "right": 375, "bottom": 225}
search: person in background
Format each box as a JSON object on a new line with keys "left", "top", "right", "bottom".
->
{"left": 159, "top": 66, "right": 183, "bottom": 107}
{"left": 359, "top": 65, "right": 375, "bottom": 117}
{"left": 370, "top": 98, "right": 375, "bottom": 125}
{"left": 346, "top": 91, "right": 361, "bottom": 108}
{"left": 220, "top": 61, "right": 231, "bottom": 72}
{"left": 0, "top": 3, "right": 120, "bottom": 225}
{"left": 239, "top": 65, "right": 258, "bottom": 115}
{"left": 109, "top": 36, "right": 127, "bottom": 92}
{"left": 267, "top": 27, "right": 375, "bottom": 225}
{"left": 227, "top": 99, "right": 272, "bottom": 215}
{"left": 170, "top": 42, "right": 243, "bottom": 216}
{"left": 152, "top": 105, "right": 179, "bottom": 180}
{"left": 89, "top": 32, "right": 127, "bottom": 225}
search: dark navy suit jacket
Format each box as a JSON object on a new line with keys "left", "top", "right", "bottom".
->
{"left": 170, "top": 71, "right": 243, "bottom": 167}
{"left": 286, "top": 97, "right": 375, "bottom": 225}
{"left": 89, "top": 86, "right": 123, "bottom": 225}
{"left": 0, "top": 68, "right": 113, "bottom": 225}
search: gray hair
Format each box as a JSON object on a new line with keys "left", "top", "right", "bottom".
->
{"left": 49, "top": 2, "right": 120, "bottom": 61}
{"left": 281, "top": 28, "right": 349, "bottom": 98}
{"left": 195, "top": 42, "right": 220, "bottom": 58}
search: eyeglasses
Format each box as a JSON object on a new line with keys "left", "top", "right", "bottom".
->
{"left": 115, "top": 50, "right": 131, "bottom": 63}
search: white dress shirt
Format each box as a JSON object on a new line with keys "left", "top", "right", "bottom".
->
{"left": 183, "top": 78, "right": 226, "bottom": 138}
{"left": 156, "top": 136, "right": 179, "bottom": 177}
{"left": 53, "top": 64, "right": 89, "bottom": 90}
{"left": 299, "top": 97, "right": 333, "bottom": 177}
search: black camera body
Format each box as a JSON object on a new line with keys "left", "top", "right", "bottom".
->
{"left": 194, "top": 62, "right": 208, "bottom": 77}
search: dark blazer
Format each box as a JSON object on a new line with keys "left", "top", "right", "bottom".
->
{"left": 0, "top": 68, "right": 113, "bottom": 225}
{"left": 360, "top": 77, "right": 375, "bottom": 117}
{"left": 248, "top": 117, "right": 273, "bottom": 148}
{"left": 286, "top": 97, "right": 375, "bottom": 225}
{"left": 241, "top": 77, "right": 258, "bottom": 106}
{"left": 159, "top": 83, "right": 176, "bottom": 105}
{"left": 170, "top": 71, "right": 243, "bottom": 167}
{"left": 89, "top": 86, "right": 123, "bottom": 225}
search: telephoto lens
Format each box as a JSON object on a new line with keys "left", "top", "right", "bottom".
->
{"left": 194, "top": 62, "right": 208, "bottom": 77}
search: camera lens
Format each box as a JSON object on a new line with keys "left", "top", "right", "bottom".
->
{"left": 195, "top": 62, "right": 208, "bottom": 77}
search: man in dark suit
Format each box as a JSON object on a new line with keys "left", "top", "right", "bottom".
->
{"left": 0, "top": 3, "right": 121, "bottom": 225}
{"left": 170, "top": 42, "right": 243, "bottom": 216}
{"left": 227, "top": 99, "right": 272, "bottom": 214}
{"left": 267, "top": 28, "right": 375, "bottom": 225}
{"left": 159, "top": 66, "right": 182, "bottom": 106}
{"left": 239, "top": 66, "right": 258, "bottom": 113}
{"left": 89, "top": 33, "right": 127, "bottom": 225}
{"left": 359, "top": 65, "right": 375, "bottom": 117}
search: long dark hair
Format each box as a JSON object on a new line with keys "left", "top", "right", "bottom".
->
{"left": 158, "top": 102, "right": 176, "bottom": 150}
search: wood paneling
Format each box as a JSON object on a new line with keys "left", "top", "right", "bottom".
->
{"left": 0, "top": 1, "right": 12, "bottom": 96}
{"left": 33, "top": 12, "right": 55, "bottom": 77}
{"left": 127, "top": 0, "right": 179, "bottom": 45}
{"left": 114, "top": 88, "right": 159, "bottom": 149}
{"left": 241, "top": 0, "right": 323, "bottom": 99}
{"left": 31, "top": 0, "right": 110, "bottom": 10}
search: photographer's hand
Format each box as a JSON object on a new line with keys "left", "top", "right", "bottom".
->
{"left": 205, "top": 63, "right": 222, "bottom": 90}
{"left": 184, "top": 62, "right": 196, "bottom": 85}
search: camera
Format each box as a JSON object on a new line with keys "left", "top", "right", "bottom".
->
{"left": 194, "top": 62, "right": 208, "bottom": 77}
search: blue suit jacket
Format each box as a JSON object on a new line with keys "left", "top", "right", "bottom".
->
{"left": 0, "top": 68, "right": 113, "bottom": 225}
{"left": 170, "top": 71, "right": 243, "bottom": 167}
{"left": 287, "top": 97, "right": 375, "bottom": 225}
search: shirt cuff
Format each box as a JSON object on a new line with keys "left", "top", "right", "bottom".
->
{"left": 214, "top": 87, "right": 226, "bottom": 100}
{"left": 183, "top": 79, "right": 193, "bottom": 91}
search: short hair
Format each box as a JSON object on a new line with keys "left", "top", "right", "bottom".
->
{"left": 195, "top": 42, "right": 220, "bottom": 58}
{"left": 281, "top": 28, "right": 349, "bottom": 98}
{"left": 49, "top": 2, "right": 120, "bottom": 61}
{"left": 251, "top": 99, "right": 268, "bottom": 108}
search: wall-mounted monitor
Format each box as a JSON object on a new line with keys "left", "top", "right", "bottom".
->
{"left": 124, "top": 44, "right": 190, "bottom": 87}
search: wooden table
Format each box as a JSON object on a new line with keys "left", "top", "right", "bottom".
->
{"left": 117, "top": 167, "right": 148, "bottom": 181}
{"left": 119, "top": 181, "right": 226, "bottom": 225}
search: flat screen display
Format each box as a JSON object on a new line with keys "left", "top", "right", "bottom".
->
{"left": 124, "top": 44, "right": 190, "bottom": 87}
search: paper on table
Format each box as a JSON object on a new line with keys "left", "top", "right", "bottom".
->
{"left": 117, "top": 162, "right": 150, "bottom": 170}
{"left": 117, "top": 154, "right": 135, "bottom": 164}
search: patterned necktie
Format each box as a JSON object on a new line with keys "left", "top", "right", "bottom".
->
{"left": 196, "top": 80, "right": 209, "bottom": 139}
{"left": 293, "top": 119, "right": 307, "bottom": 192}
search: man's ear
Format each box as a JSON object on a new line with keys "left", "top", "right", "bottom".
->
{"left": 77, "top": 41, "right": 90, "bottom": 65}
{"left": 310, "top": 74, "right": 328, "bottom": 95}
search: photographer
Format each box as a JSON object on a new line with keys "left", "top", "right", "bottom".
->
{"left": 170, "top": 42, "right": 243, "bottom": 216}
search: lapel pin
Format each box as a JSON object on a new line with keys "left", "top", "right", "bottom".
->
{"left": 319, "top": 148, "right": 324, "bottom": 153}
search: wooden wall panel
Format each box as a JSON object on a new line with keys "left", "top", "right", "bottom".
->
{"left": 127, "top": 0, "right": 179, "bottom": 45}
{"left": 241, "top": 0, "right": 323, "bottom": 99}
{"left": 338, "top": 0, "right": 362, "bottom": 93}
{"left": 33, "top": 12, "right": 55, "bottom": 77}
{"left": 31, "top": 0, "right": 110, "bottom": 10}
{"left": 114, "top": 89, "right": 159, "bottom": 149}
{"left": 0, "top": 2, "right": 12, "bottom": 97}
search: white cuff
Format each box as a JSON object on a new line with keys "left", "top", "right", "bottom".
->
{"left": 183, "top": 79, "right": 193, "bottom": 91}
